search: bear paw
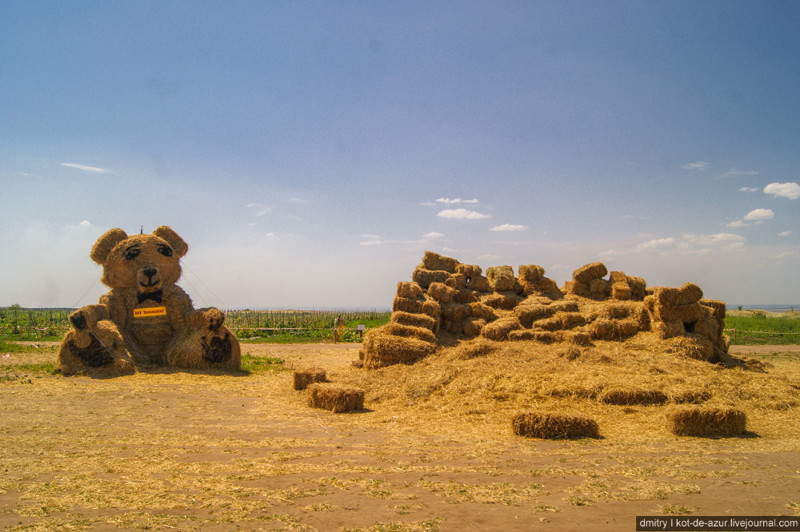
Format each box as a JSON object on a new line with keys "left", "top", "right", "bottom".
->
{"left": 67, "top": 334, "right": 115, "bottom": 367}
{"left": 201, "top": 332, "right": 233, "bottom": 363}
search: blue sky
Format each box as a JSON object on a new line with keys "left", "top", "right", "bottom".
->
{"left": 2, "top": 1, "right": 798, "bottom": 309}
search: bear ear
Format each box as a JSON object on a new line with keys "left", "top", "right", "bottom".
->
{"left": 152, "top": 225, "right": 188, "bottom": 258}
{"left": 90, "top": 228, "right": 128, "bottom": 264}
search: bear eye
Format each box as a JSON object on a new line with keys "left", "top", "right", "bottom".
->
{"left": 124, "top": 247, "right": 141, "bottom": 261}
{"left": 157, "top": 245, "right": 173, "bottom": 257}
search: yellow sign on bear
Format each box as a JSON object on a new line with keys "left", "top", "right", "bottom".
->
{"left": 133, "top": 307, "right": 167, "bottom": 318}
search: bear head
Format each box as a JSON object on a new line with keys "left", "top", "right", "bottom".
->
{"left": 90, "top": 226, "right": 189, "bottom": 297}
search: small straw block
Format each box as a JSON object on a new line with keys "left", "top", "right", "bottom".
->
{"left": 307, "top": 383, "right": 365, "bottom": 413}
{"left": 293, "top": 368, "right": 327, "bottom": 390}
{"left": 512, "top": 412, "right": 600, "bottom": 439}
{"left": 668, "top": 407, "right": 747, "bottom": 437}
{"left": 599, "top": 389, "right": 669, "bottom": 406}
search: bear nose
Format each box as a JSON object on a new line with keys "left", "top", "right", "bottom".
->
{"left": 142, "top": 267, "right": 157, "bottom": 279}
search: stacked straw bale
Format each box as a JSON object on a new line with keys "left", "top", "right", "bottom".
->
{"left": 645, "top": 283, "right": 728, "bottom": 360}
{"left": 668, "top": 407, "right": 747, "bottom": 437}
{"left": 307, "top": 383, "right": 365, "bottom": 413}
{"left": 360, "top": 251, "right": 730, "bottom": 370}
{"left": 512, "top": 412, "right": 600, "bottom": 439}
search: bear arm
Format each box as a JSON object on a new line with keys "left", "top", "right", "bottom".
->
{"left": 101, "top": 293, "right": 128, "bottom": 330}
{"left": 69, "top": 304, "right": 109, "bottom": 330}
{"left": 164, "top": 287, "right": 194, "bottom": 330}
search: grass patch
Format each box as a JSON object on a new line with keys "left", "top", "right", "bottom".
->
{"left": 725, "top": 312, "right": 800, "bottom": 345}
{"left": 239, "top": 354, "right": 286, "bottom": 373}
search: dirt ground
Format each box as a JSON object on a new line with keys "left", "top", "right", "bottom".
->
{"left": 1, "top": 342, "right": 799, "bottom": 531}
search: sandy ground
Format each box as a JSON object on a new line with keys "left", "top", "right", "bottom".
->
{"left": 0, "top": 342, "right": 799, "bottom": 531}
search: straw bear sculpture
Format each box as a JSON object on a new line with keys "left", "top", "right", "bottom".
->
{"left": 58, "top": 225, "right": 240, "bottom": 376}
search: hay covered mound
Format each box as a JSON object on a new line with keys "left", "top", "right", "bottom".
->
{"left": 348, "top": 252, "right": 798, "bottom": 439}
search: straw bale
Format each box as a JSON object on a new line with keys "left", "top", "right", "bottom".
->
{"left": 463, "top": 317, "right": 487, "bottom": 337}
{"left": 609, "top": 271, "right": 628, "bottom": 284}
{"left": 441, "top": 303, "right": 471, "bottom": 322}
{"left": 468, "top": 275, "right": 492, "bottom": 292}
{"left": 451, "top": 273, "right": 468, "bottom": 289}
{"left": 591, "top": 317, "right": 641, "bottom": 341}
{"left": 627, "top": 276, "right": 647, "bottom": 300}
{"left": 421, "top": 299, "right": 441, "bottom": 319}
{"left": 573, "top": 262, "right": 608, "bottom": 284}
{"left": 518, "top": 264, "right": 545, "bottom": 283}
{"left": 668, "top": 407, "right": 747, "bottom": 437}
{"left": 671, "top": 390, "right": 712, "bottom": 404}
{"left": 654, "top": 302, "right": 707, "bottom": 324}
{"left": 454, "top": 338, "right": 499, "bottom": 359}
{"left": 550, "top": 300, "right": 580, "bottom": 313}
{"left": 393, "top": 296, "right": 423, "bottom": 314}
{"left": 383, "top": 322, "right": 437, "bottom": 344}
{"left": 599, "top": 388, "right": 669, "bottom": 406}
{"left": 307, "top": 383, "right": 365, "bottom": 413}
{"left": 396, "top": 281, "right": 423, "bottom": 299}
{"left": 652, "top": 319, "right": 685, "bottom": 339}
{"left": 558, "top": 330, "right": 592, "bottom": 346}
{"left": 701, "top": 299, "right": 726, "bottom": 320}
{"left": 588, "top": 278, "right": 611, "bottom": 298}
{"left": 427, "top": 282, "right": 456, "bottom": 303}
{"left": 656, "top": 283, "right": 704, "bottom": 307}
{"left": 534, "top": 312, "right": 586, "bottom": 331}
{"left": 412, "top": 267, "right": 452, "bottom": 289}
{"left": 513, "top": 304, "right": 554, "bottom": 327}
{"left": 455, "top": 263, "right": 482, "bottom": 278}
{"left": 536, "top": 277, "right": 564, "bottom": 299}
{"left": 481, "top": 316, "right": 523, "bottom": 341}
{"left": 508, "top": 330, "right": 556, "bottom": 343}
{"left": 293, "top": 367, "right": 327, "bottom": 390}
{"left": 453, "top": 288, "right": 478, "bottom": 304}
{"left": 391, "top": 311, "right": 438, "bottom": 332}
{"left": 512, "top": 412, "right": 600, "bottom": 439}
{"left": 362, "top": 328, "right": 437, "bottom": 369}
{"left": 481, "top": 292, "right": 519, "bottom": 310}
{"left": 486, "top": 265, "right": 516, "bottom": 292}
{"left": 611, "top": 283, "right": 632, "bottom": 300}
{"left": 469, "top": 302, "right": 498, "bottom": 322}
{"left": 693, "top": 316, "right": 720, "bottom": 342}
{"left": 421, "top": 251, "right": 459, "bottom": 273}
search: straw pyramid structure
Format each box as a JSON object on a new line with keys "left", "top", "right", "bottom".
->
{"left": 360, "top": 251, "right": 728, "bottom": 369}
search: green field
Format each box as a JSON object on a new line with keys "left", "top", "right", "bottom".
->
{"left": 724, "top": 310, "right": 800, "bottom": 345}
{"left": 2, "top": 305, "right": 798, "bottom": 345}
{"left": 0, "top": 306, "right": 391, "bottom": 344}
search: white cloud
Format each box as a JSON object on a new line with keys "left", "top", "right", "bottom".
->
{"left": 435, "top": 198, "right": 479, "bottom": 205}
{"left": 764, "top": 182, "right": 800, "bottom": 200}
{"left": 680, "top": 233, "right": 746, "bottom": 253}
{"left": 423, "top": 232, "right": 444, "bottom": 239}
{"left": 477, "top": 254, "right": 501, "bottom": 261}
{"left": 725, "top": 220, "right": 747, "bottom": 228}
{"left": 722, "top": 169, "right": 760, "bottom": 179}
{"left": 743, "top": 208, "right": 774, "bottom": 222}
{"left": 637, "top": 237, "right": 675, "bottom": 250}
{"left": 682, "top": 161, "right": 709, "bottom": 171}
{"left": 490, "top": 224, "right": 528, "bottom": 232}
{"left": 61, "top": 162, "right": 108, "bottom": 173}
{"left": 437, "top": 208, "right": 491, "bottom": 220}
{"left": 359, "top": 239, "right": 383, "bottom": 246}
{"left": 738, "top": 187, "right": 760, "bottom": 193}
{"left": 246, "top": 203, "right": 272, "bottom": 216}
{"left": 779, "top": 231, "right": 792, "bottom": 237}
{"left": 769, "top": 251, "right": 796, "bottom": 260}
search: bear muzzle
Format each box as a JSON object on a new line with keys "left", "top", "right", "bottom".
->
{"left": 137, "top": 266, "right": 162, "bottom": 290}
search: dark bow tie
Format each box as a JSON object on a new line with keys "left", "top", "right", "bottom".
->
{"left": 137, "top": 290, "right": 163, "bottom": 304}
